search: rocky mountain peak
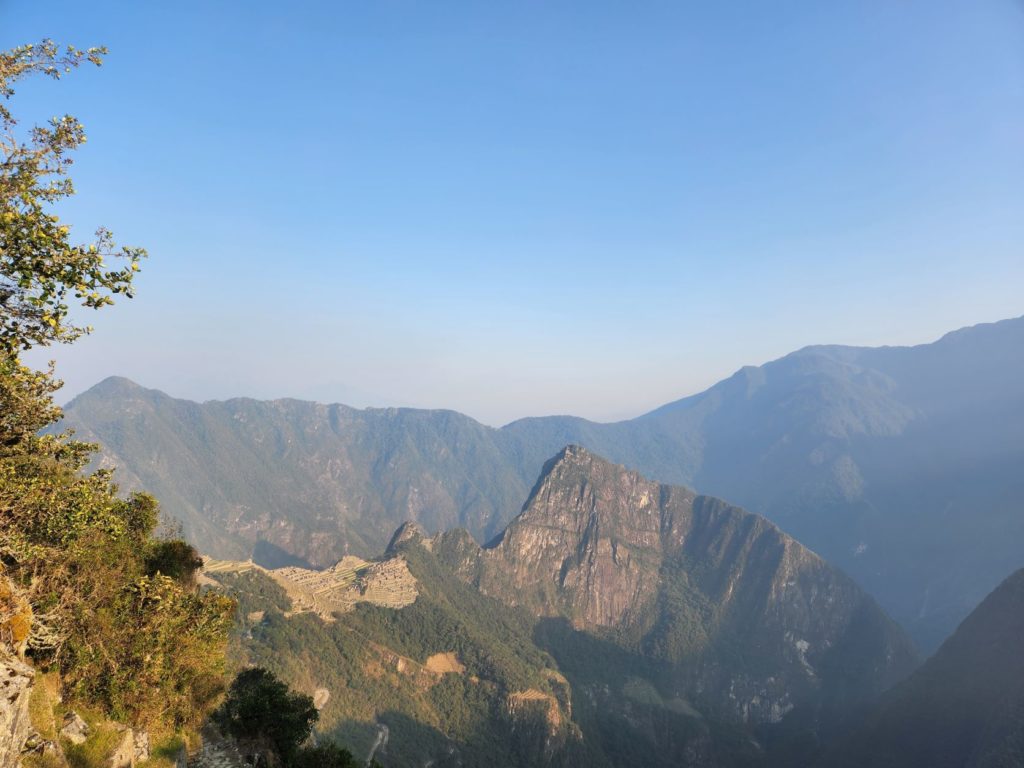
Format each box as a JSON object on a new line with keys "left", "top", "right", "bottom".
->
{"left": 514, "top": 443, "right": 680, "bottom": 544}
{"left": 387, "top": 521, "right": 430, "bottom": 553}
{"left": 442, "top": 447, "right": 918, "bottom": 726}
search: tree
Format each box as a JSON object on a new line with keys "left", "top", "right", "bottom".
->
{"left": 1, "top": 40, "right": 143, "bottom": 354}
{"left": 290, "top": 743, "right": 363, "bottom": 768}
{"left": 214, "top": 667, "right": 320, "bottom": 766}
{"left": 0, "top": 41, "right": 233, "bottom": 732}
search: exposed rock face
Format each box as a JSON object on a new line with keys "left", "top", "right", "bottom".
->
{"left": 133, "top": 730, "right": 150, "bottom": 763}
{"left": 387, "top": 521, "right": 430, "bottom": 552}
{"left": 0, "top": 653, "right": 33, "bottom": 768}
{"left": 506, "top": 689, "right": 562, "bottom": 730}
{"left": 106, "top": 726, "right": 136, "bottom": 768}
{"left": 504, "top": 688, "right": 573, "bottom": 760}
{"left": 60, "top": 711, "right": 90, "bottom": 745}
{"left": 438, "top": 446, "right": 918, "bottom": 724}
{"left": 187, "top": 725, "right": 246, "bottom": 768}
{"left": 475, "top": 445, "right": 677, "bottom": 627}
{"left": 312, "top": 688, "right": 330, "bottom": 710}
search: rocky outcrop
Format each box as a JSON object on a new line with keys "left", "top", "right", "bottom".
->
{"left": 106, "top": 726, "right": 135, "bottom": 768}
{"left": 506, "top": 689, "right": 562, "bottom": 731}
{"left": 60, "top": 711, "right": 90, "bottom": 744}
{"left": 132, "top": 730, "right": 150, "bottom": 763}
{"left": 187, "top": 726, "right": 246, "bottom": 768}
{"left": 0, "top": 653, "right": 33, "bottom": 768}
{"left": 504, "top": 689, "right": 566, "bottom": 759}
{"left": 62, "top": 316, "right": 1024, "bottom": 652}
{"left": 438, "top": 446, "right": 918, "bottom": 724}
{"left": 1, "top": 572, "right": 34, "bottom": 768}
{"left": 476, "top": 445, "right": 676, "bottom": 627}
{"left": 386, "top": 521, "right": 430, "bottom": 552}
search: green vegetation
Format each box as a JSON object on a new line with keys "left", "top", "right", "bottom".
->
{"left": 214, "top": 667, "right": 372, "bottom": 768}
{"left": 214, "top": 667, "right": 319, "bottom": 766}
{"left": 345, "top": 543, "right": 556, "bottom": 692}
{"left": 63, "top": 723, "right": 128, "bottom": 768}
{"left": 823, "top": 568, "right": 1024, "bottom": 768}
{"left": 291, "top": 743, "right": 363, "bottom": 768}
{"left": 0, "top": 41, "right": 144, "bottom": 354}
{"left": 210, "top": 544, "right": 587, "bottom": 767}
{"left": 212, "top": 536, "right": 776, "bottom": 768}
{"left": 0, "top": 40, "right": 233, "bottom": 736}
{"left": 206, "top": 448, "right": 917, "bottom": 767}
{"left": 63, "top": 313, "right": 1024, "bottom": 653}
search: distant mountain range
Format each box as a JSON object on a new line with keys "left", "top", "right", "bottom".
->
{"left": 206, "top": 448, "right": 916, "bottom": 768}
{"left": 61, "top": 315, "right": 1024, "bottom": 649}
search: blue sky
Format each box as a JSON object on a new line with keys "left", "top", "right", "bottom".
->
{"left": 5, "top": 1, "right": 1023, "bottom": 425}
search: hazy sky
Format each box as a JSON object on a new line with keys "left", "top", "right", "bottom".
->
{"left": 4, "top": 1, "right": 1023, "bottom": 426}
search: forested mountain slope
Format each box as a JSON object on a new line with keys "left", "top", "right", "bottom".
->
{"left": 823, "top": 568, "right": 1024, "bottom": 768}
{"left": 63, "top": 376, "right": 530, "bottom": 566}
{"left": 205, "top": 448, "right": 917, "bottom": 768}
{"left": 62, "top": 315, "right": 1024, "bottom": 647}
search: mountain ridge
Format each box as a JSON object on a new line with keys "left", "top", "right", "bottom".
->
{"left": 431, "top": 445, "right": 917, "bottom": 727}
{"left": 203, "top": 446, "right": 918, "bottom": 767}
{"left": 60, "top": 314, "right": 1024, "bottom": 648}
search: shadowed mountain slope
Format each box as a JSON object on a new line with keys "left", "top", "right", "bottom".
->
{"left": 823, "top": 567, "right": 1024, "bottom": 768}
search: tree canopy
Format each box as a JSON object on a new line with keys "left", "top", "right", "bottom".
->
{"left": 214, "top": 667, "right": 321, "bottom": 766}
{"left": 1, "top": 40, "right": 143, "bottom": 354}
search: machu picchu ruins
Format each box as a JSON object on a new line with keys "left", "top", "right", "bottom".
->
{"left": 200, "top": 553, "right": 418, "bottom": 619}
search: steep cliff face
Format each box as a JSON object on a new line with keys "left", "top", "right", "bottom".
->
{"left": 437, "top": 446, "right": 917, "bottom": 724}
{"left": 0, "top": 573, "right": 33, "bottom": 768}
{"left": 0, "top": 653, "right": 33, "bottom": 768}
{"left": 478, "top": 445, "right": 670, "bottom": 628}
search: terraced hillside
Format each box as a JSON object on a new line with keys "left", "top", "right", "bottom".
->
{"left": 201, "top": 553, "right": 417, "bottom": 619}
{"left": 208, "top": 544, "right": 590, "bottom": 768}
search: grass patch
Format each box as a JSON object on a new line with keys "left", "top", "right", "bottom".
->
{"left": 22, "top": 752, "right": 66, "bottom": 768}
{"left": 64, "top": 724, "right": 126, "bottom": 768}
{"left": 28, "top": 672, "right": 61, "bottom": 741}
{"left": 138, "top": 734, "right": 187, "bottom": 768}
